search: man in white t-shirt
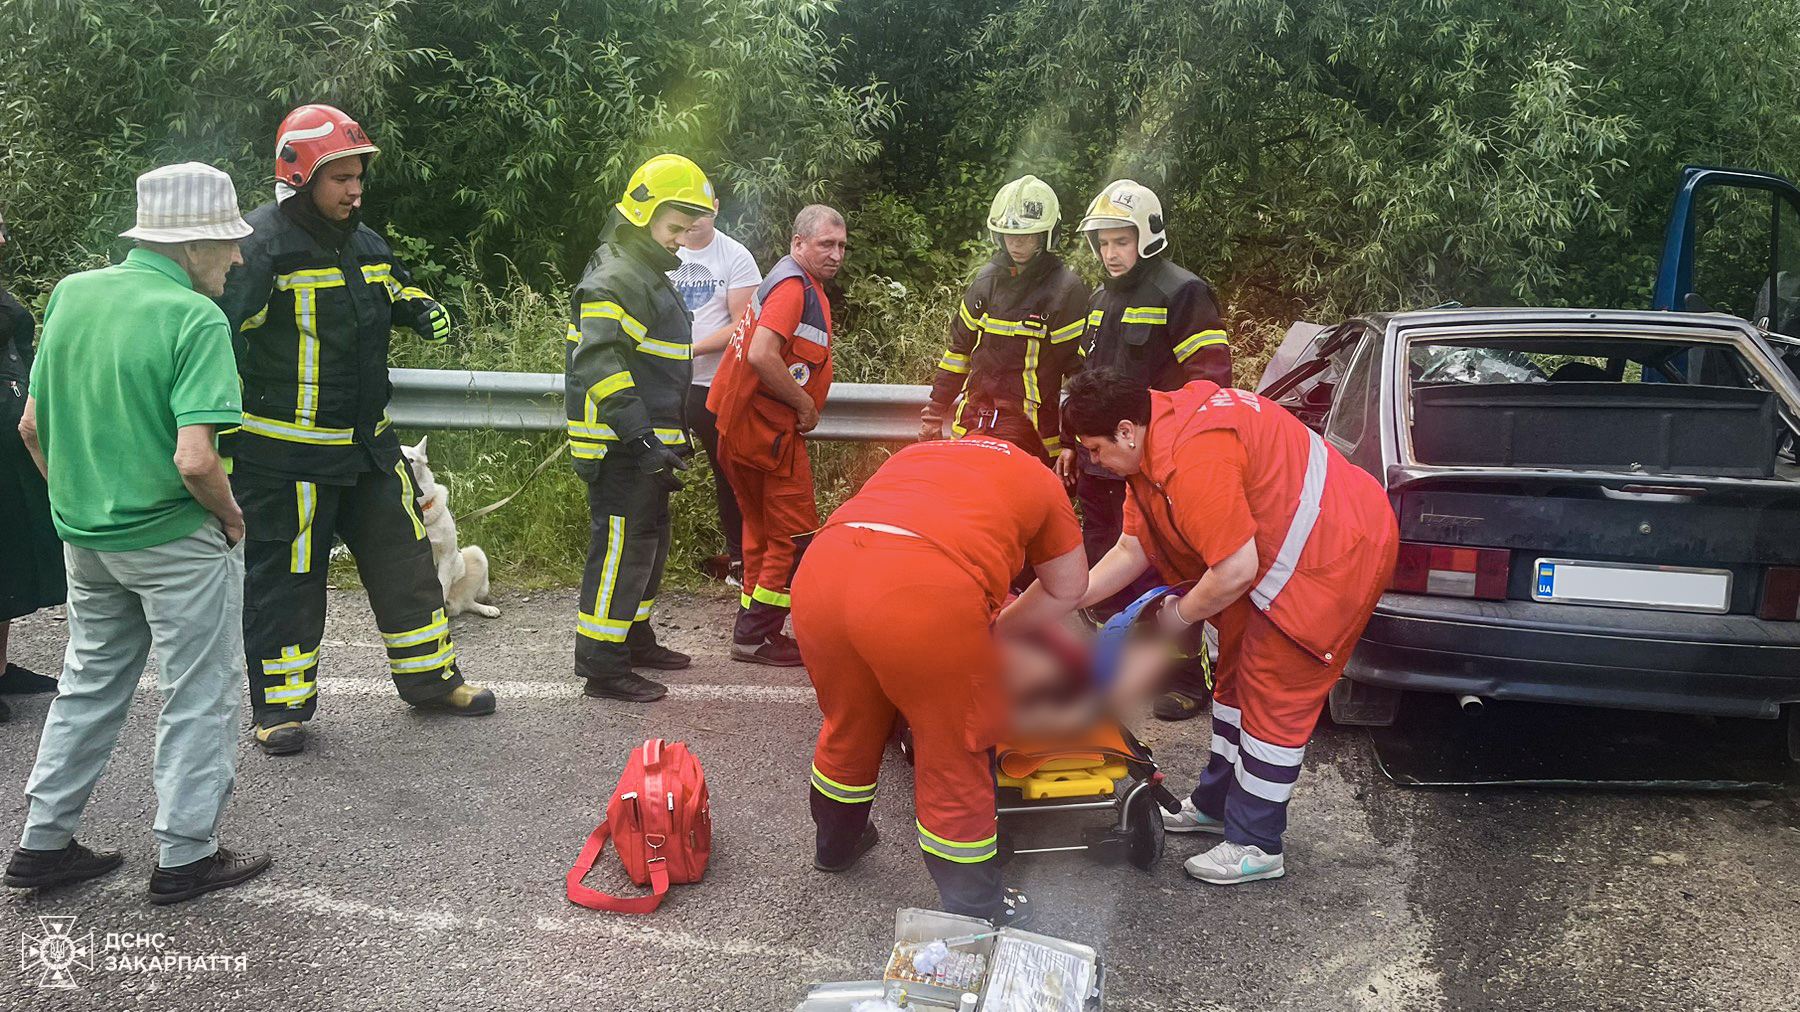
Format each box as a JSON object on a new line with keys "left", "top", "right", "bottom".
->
{"left": 669, "top": 200, "right": 762, "bottom": 585}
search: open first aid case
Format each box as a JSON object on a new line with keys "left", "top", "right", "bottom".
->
{"left": 794, "top": 908, "right": 1105, "bottom": 1011}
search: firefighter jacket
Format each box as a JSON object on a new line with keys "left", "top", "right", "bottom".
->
{"left": 564, "top": 213, "right": 693, "bottom": 481}
{"left": 927, "top": 250, "right": 1089, "bottom": 454}
{"left": 707, "top": 256, "right": 833, "bottom": 475}
{"left": 218, "top": 198, "right": 448, "bottom": 484}
{"left": 1125, "top": 381, "right": 1396, "bottom": 662}
{"left": 1083, "top": 256, "right": 1230, "bottom": 392}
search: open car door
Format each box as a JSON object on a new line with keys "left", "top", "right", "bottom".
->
{"left": 1653, "top": 165, "right": 1800, "bottom": 373}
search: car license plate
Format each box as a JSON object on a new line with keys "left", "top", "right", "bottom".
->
{"left": 1532, "top": 559, "right": 1731, "bottom": 614}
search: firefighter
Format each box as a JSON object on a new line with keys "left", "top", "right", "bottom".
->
{"left": 1058, "top": 368, "right": 1399, "bottom": 884}
{"left": 1071, "top": 179, "right": 1232, "bottom": 721}
{"left": 708, "top": 205, "right": 846, "bottom": 666}
{"left": 919, "top": 176, "right": 1088, "bottom": 462}
{"left": 792, "top": 435, "right": 1088, "bottom": 923}
{"left": 219, "top": 105, "right": 494, "bottom": 756}
{"left": 565, "top": 154, "right": 716, "bottom": 702}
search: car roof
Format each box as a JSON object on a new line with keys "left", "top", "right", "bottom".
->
{"left": 1359, "top": 306, "right": 1762, "bottom": 339}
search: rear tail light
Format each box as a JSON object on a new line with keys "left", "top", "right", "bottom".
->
{"left": 1758, "top": 567, "right": 1800, "bottom": 620}
{"left": 1391, "top": 542, "right": 1510, "bottom": 600}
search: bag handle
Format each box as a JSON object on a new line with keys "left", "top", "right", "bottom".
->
{"left": 565, "top": 821, "right": 671, "bottom": 914}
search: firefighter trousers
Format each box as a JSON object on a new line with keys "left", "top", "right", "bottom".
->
{"left": 1190, "top": 536, "right": 1397, "bottom": 852}
{"left": 235, "top": 464, "right": 464, "bottom": 728}
{"left": 575, "top": 454, "right": 672, "bottom": 678}
{"left": 719, "top": 442, "right": 817, "bottom": 644}
{"left": 793, "top": 526, "right": 1008, "bottom": 919}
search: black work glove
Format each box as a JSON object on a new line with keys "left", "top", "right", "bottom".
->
{"left": 416, "top": 299, "right": 452, "bottom": 342}
{"left": 631, "top": 434, "right": 688, "bottom": 493}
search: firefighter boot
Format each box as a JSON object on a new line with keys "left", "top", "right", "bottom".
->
{"left": 254, "top": 721, "right": 306, "bottom": 756}
{"left": 410, "top": 683, "right": 497, "bottom": 716}
{"left": 811, "top": 789, "right": 880, "bottom": 872}
{"left": 583, "top": 670, "right": 668, "bottom": 702}
{"left": 627, "top": 621, "right": 691, "bottom": 671}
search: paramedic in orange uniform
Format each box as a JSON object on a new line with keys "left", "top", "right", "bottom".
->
{"left": 792, "top": 435, "right": 1087, "bottom": 924}
{"left": 1056, "top": 367, "right": 1398, "bottom": 885}
{"left": 709, "top": 205, "right": 845, "bottom": 667}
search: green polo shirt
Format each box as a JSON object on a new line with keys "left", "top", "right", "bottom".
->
{"left": 31, "top": 248, "right": 242, "bottom": 551}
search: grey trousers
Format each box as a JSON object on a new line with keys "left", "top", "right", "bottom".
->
{"left": 19, "top": 521, "right": 244, "bottom": 867}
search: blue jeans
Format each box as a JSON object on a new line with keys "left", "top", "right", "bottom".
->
{"left": 19, "top": 522, "right": 244, "bottom": 866}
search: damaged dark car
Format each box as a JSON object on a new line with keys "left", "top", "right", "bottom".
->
{"left": 1260, "top": 307, "right": 1800, "bottom": 760}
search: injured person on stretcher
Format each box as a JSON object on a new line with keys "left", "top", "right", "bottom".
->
{"left": 996, "top": 602, "right": 1187, "bottom": 742}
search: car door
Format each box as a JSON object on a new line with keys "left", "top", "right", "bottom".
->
{"left": 1653, "top": 165, "right": 1800, "bottom": 347}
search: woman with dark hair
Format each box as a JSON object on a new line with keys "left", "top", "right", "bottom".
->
{"left": 1049, "top": 367, "right": 1397, "bottom": 885}
{"left": 0, "top": 208, "right": 68, "bottom": 723}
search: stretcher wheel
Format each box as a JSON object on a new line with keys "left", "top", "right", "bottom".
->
{"left": 1122, "top": 780, "right": 1165, "bottom": 870}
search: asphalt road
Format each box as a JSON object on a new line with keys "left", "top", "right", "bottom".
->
{"left": 3, "top": 588, "right": 1797, "bottom": 1011}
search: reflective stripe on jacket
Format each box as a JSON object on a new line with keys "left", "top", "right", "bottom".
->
{"left": 928, "top": 251, "right": 1088, "bottom": 453}
{"left": 218, "top": 199, "right": 445, "bottom": 483}
{"left": 1128, "top": 381, "right": 1396, "bottom": 661}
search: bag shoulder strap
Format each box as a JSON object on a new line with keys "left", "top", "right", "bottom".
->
{"left": 565, "top": 821, "right": 671, "bottom": 914}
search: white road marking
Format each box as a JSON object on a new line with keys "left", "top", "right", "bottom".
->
{"left": 218, "top": 882, "right": 860, "bottom": 972}
{"left": 132, "top": 675, "right": 814, "bottom": 704}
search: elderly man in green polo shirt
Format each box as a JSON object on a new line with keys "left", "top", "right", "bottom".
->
{"left": 5, "top": 162, "right": 272, "bottom": 905}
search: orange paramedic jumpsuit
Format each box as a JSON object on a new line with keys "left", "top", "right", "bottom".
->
{"left": 709, "top": 256, "right": 833, "bottom": 652}
{"left": 792, "top": 436, "right": 1082, "bottom": 918}
{"left": 1124, "top": 382, "right": 1398, "bottom": 853}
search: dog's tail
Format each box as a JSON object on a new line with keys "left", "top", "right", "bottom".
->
{"left": 460, "top": 545, "right": 491, "bottom": 602}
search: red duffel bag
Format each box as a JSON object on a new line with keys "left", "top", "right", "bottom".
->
{"left": 566, "top": 738, "right": 712, "bottom": 913}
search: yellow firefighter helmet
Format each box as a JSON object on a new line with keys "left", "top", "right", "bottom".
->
{"left": 616, "top": 154, "right": 715, "bottom": 227}
{"left": 1079, "top": 179, "right": 1167, "bottom": 259}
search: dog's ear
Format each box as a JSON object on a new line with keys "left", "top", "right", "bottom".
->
{"left": 416, "top": 435, "right": 429, "bottom": 462}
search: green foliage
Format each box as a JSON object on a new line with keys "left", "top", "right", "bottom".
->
{"left": 14, "top": 0, "right": 1800, "bottom": 581}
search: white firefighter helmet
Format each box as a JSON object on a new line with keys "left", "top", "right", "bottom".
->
{"left": 987, "top": 174, "right": 1060, "bottom": 252}
{"left": 1079, "top": 179, "right": 1167, "bottom": 259}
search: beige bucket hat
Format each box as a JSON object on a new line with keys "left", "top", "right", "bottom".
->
{"left": 119, "top": 162, "right": 253, "bottom": 243}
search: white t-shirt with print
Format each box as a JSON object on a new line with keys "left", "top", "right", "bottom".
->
{"left": 669, "top": 229, "right": 762, "bottom": 386}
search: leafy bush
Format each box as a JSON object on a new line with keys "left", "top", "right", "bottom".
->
{"left": 12, "top": 0, "right": 1800, "bottom": 583}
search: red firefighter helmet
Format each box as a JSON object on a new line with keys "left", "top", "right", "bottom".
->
{"left": 273, "top": 104, "right": 380, "bottom": 191}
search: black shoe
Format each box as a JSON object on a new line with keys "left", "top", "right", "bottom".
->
{"left": 254, "top": 721, "right": 307, "bottom": 755}
{"left": 410, "top": 684, "right": 497, "bottom": 716}
{"left": 814, "top": 824, "right": 880, "bottom": 873}
{"left": 148, "top": 847, "right": 271, "bottom": 905}
{"left": 995, "top": 887, "right": 1033, "bottom": 928}
{"left": 0, "top": 663, "right": 59, "bottom": 694}
{"left": 731, "top": 633, "right": 804, "bottom": 667}
{"left": 1152, "top": 690, "right": 1210, "bottom": 722}
{"left": 583, "top": 672, "right": 668, "bottom": 702}
{"left": 4, "top": 841, "right": 124, "bottom": 889}
{"left": 630, "top": 643, "right": 692, "bottom": 671}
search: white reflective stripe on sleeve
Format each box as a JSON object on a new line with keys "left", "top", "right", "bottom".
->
{"left": 1250, "top": 428, "right": 1329, "bottom": 610}
{"left": 1235, "top": 764, "right": 1298, "bottom": 803}
{"left": 1240, "top": 731, "right": 1306, "bottom": 768}
{"left": 794, "top": 322, "right": 829, "bottom": 347}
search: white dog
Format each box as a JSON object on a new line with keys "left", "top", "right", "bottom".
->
{"left": 402, "top": 437, "right": 500, "bottom": 619}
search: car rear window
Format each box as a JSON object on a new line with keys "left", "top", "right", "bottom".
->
{"left": 1407, "top": 335, "right": 1779, "bottom": 476}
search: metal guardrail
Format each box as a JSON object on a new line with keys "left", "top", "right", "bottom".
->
{"left": 387, "top": 368, "right": 930, "bottom": 442}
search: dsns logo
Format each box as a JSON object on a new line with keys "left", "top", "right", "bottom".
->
{"left": 21, "top": 915, "right": 93, "bottom": 989}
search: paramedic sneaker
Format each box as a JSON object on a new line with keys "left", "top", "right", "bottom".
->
{"left": 1184, "top": 841, "right": 1285, "bottom": 885}
{"left": 731, "top": 633, "right": 805, "bottom": 667}
{"left": 1163, "top": 798, "right": 1226, "bottom": 835}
